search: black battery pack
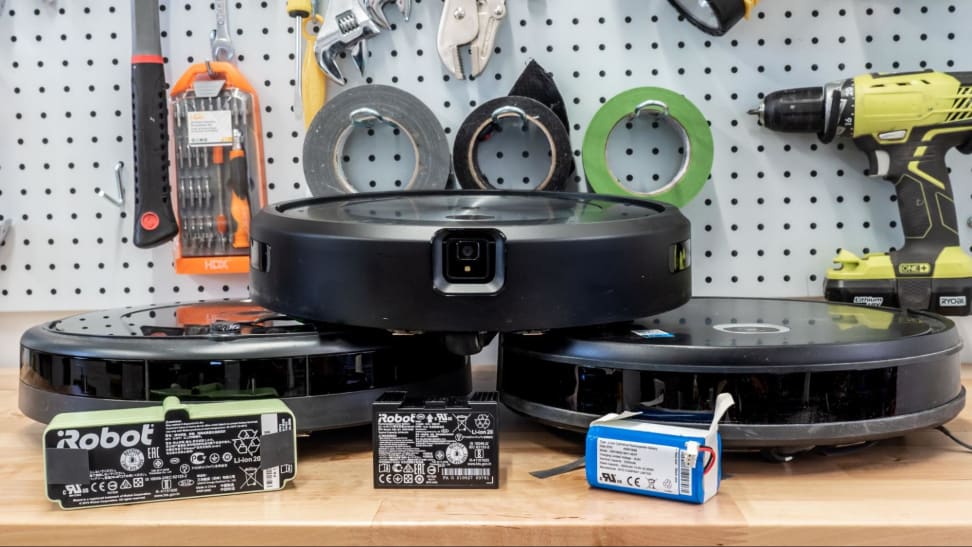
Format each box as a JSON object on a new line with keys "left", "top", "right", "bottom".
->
{"left": 44, "top": 397, "right": 297, "bottom": 509}
{"left": 373, "top": 392, "right": 498, "bottom": 489}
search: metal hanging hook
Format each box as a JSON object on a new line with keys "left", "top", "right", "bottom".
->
{"left": 349, "top": 107, "right": 393, "bottom": 128}
{"left": 628, "top": 99, "right": 670, "bottom": 122}
{"left": 98, "top": 161, "right": 126, "bottom": 207}
{"left": 490, "top": 105, "right": 530, "bottom": 126}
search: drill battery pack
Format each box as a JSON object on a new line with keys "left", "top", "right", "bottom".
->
{"left": 826, "top": 277, "right": 972, "bottom": 315}
{"left": 826, "top": 247, "right": 972, "bottom": 315}
{"left": 44, "top": 397, "right": 296, "bottom": 509}
{"left": 373, "top": 392, "right": 498, "bottom": 489}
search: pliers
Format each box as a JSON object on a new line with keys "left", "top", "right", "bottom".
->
{"left": 437, "top": 0, "right": 507, "bottom": 80}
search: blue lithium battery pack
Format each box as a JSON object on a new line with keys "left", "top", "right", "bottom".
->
{"left": 585, "top": 393, "right": 734, "bottom": 504}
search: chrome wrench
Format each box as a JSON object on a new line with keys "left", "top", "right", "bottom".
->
{"left": 210, "top": 0, "right": 236, "bottom": 62}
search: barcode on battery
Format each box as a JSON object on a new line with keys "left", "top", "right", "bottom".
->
{"left": 263, "top": 466, "right": 280, "bottom": 491}
{"left": 442, "top": 468, "right": 490, "bottom": 476}
{"left": 679, "top": 456, "right": 691, "bottom": 496}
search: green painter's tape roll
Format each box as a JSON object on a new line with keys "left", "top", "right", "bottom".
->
{"left": 583, "top": 88, "right": 713, "bottom": 207}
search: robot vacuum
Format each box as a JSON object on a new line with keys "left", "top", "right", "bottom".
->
{"left": 19, "top": 300, "right": 471, "bottom": 432}
{"left": 249, "top": 191, "right": 692, "bottom": 349}
{"left": 499, "top": 297, "right": 965, "bottom": 453}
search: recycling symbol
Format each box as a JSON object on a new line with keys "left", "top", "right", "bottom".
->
{"left": 233, "top": 429, "right": 261, "bottom": 456}
{"left": 474, "top": 414, "right": 492, "bottom": 430}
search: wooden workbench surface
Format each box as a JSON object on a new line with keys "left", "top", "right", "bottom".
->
{"left": 2, "top": 366, "right": 972, "bottom": 546}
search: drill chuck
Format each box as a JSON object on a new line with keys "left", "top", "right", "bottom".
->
{"left": 751, "top": 80, "right": 852, "bottom": 143}
{"left": 751, "top": 86, "right": 827, "bottom": 133}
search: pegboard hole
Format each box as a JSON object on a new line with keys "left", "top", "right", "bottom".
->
{"left": 339, "top": 122, "right": 417, "bottom": 192}
{"left": 605, "top": 113, "right": 686, "bottom": 195}
{"left": 474, "top": 117, "right": 553, "bottom": 190}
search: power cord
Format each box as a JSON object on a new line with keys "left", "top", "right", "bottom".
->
{"left": 936, "top": 426, "right": 972, "bottom": 452}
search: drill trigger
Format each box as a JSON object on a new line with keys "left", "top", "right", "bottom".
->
{"left": 868, "top": 150, "right": 891, "bottom": 177}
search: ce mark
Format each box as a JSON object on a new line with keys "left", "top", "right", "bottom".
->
{"left": 626, "top": 476, "right": 642, "bottom": 488}
{"left": 88, "top": 481, "right": 116, "bottom": 493}
{"left": 376, "top": 474, "right": 405, "bottom": 485}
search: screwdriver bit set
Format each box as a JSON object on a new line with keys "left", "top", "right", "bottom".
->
{"left": 169, "top": 61, "right": 268, "bottom": 275}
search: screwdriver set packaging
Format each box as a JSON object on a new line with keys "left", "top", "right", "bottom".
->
{"left": 44, "top": 396, "right": 297, "bottom": 510}
{"left": 169, "top": 61, "right": 268, "bottom": 275}
{"left": 373, "top": 392, "right": 499, "bottom": 489}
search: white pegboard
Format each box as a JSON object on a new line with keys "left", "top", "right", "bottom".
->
{"left": 0, "top": 0, "right": 971, "bottom": 311}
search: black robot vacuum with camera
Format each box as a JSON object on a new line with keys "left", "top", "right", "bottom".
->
{"left": 249, "top": 191, "right": 692, "bottom": 347}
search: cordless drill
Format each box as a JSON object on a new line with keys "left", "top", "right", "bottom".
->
{"left": 750, "top": 70, "right": 972, "bottom": 315}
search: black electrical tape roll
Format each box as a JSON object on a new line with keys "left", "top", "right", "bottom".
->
{"left": 453, "top": 96, "right": 573, "bottom": 191}
{"left": 303, "top": 85, "right": 452, "bottom": 196}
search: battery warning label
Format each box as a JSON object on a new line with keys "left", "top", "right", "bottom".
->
{"left": 373, "top": 392, "right": 499, "bottom": 489}
{"left": 595, "top": 437, "right": 687, "bottom": 496}
{"left": 45, "top": 411, "right": 295, "bottom": 509}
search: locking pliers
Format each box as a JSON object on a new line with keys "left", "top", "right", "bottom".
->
{"left": 436, "top": 0, "right": 507, "bottom": 80}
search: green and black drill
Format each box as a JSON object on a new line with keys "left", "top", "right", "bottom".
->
{"left": 750, "top": 70, "right": 972, "bottom": 315}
